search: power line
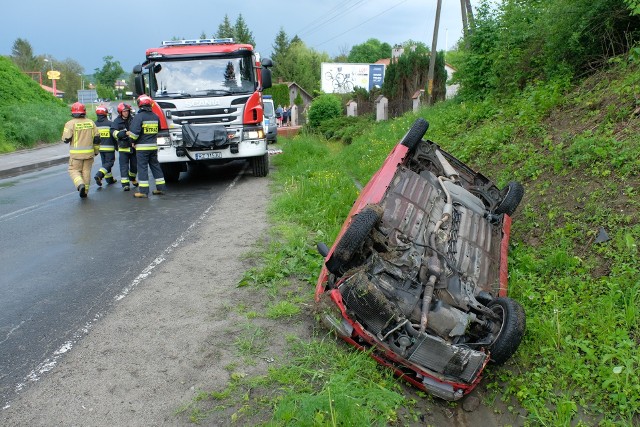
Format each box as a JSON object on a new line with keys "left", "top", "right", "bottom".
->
{"left": 296, "top": 0, "right": 368, "bottom": 38}
{"left": 312, "top": 0, "right": 410, "bottom": 49}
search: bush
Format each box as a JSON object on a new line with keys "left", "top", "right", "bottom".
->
{"left": 307, "top": 94, "right": 342, "bottom": 128}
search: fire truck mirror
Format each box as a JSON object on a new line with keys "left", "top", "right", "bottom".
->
{"left": 262, "top": 68, "right": 272, "bottom": 90}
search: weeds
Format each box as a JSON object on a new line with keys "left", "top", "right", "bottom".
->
{"left": 178, "top": 59, "right": 640, "bottom": 426}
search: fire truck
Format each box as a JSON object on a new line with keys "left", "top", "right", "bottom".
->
{"left": 132, "top": 38, "right": 273, "bottom": 182}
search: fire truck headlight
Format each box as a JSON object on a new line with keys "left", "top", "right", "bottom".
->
{"left": 156, "top": 136, "right": 171, "bottom": 146}
{"left": 245, "top": 129, "right": 265, "bottom": 140}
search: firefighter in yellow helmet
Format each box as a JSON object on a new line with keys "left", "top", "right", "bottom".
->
{"left": 62, "top": 102, "right": 100, "bottom": 198}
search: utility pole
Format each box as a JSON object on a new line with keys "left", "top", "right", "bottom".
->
{"left": 427, "top": 0, "right": 442, "bottom": 106}
{"left": 460, "top": 0, "right": 469, "bottom": 47}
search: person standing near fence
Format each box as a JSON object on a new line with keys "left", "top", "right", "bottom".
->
{"left": 128, "top": 95, "right": 166, "bottom": 198}
{"left": 275, "top": 104, "right": 283, "bottom": 127}
{"left": 61, "top": 102, "right": 100, "bottom": 198}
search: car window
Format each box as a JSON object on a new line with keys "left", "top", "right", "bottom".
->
{"left": 263, "top": 100, "right": 275, "bottom": 118}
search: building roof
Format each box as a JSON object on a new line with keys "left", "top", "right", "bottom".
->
{"left": 40, "top": 84, "right": 64, "bottom": 95}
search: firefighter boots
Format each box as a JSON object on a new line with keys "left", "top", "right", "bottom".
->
{"left": 94, "top": 174, "right": 103, "bottom": 187}
{"left": 78, "top": 184, "right": 87, "bottom": 198}
{"left": 123, "top": 185, "right": 130, "bottom": 191}
{"left": 134, "top": 192, "right": 148, "bottom": 198}
{"left": 152, "top": 190, "right": 164, "bottom": 195}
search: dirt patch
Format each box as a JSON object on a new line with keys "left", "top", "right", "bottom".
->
{"left": 1, "top": 171, "right": 276, "bottom": 426}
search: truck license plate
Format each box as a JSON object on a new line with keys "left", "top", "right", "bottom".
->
{"left": 195, "top": 152, "right": 222, "bottom": 160}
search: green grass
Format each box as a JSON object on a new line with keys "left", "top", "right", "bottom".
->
{"left": 177, "top": 59, "right": 640, "bottom": 426}
{"left": 0, "top": 56, "right": 70, "bottom": 152}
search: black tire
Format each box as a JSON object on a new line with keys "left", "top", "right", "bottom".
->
{"left": 252, "top": 153, "right": 269, "bottom": 177}
{"left": 494, "top": 181, "right": 524, "bottom": 216}
{"left": 325, "top": 205, "right": 382, "bottom": 275}
{"left": 400, "top": 118, "right": 430, "bottom": 152}
{"left": 487, "top": 297, "right": 526, "bottom": 365}
{"left": 161, "top": 163, "right": 181, "bottom": 183}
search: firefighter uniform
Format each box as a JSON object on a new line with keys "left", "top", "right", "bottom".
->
{"left": 111, "top": 112, "right": 137, "bottom": 190}
{"left": 62, "top": 104, "right": 100, "bottom": 198}
{"left": 129, "top": 96, "right": 165, "bottom": 198}
{"left": 94, "top": 112, "right": 118, "bottom": 186}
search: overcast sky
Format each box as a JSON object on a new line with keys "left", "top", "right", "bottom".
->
{"left": 1, "top": 0, "right": 478, "bottom": 74}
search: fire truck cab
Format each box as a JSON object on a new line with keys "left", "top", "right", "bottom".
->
{"left": 132, "top": 38, "right": 273, "bottom": 181}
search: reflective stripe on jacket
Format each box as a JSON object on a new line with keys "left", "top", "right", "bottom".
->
{"left": 129, "top": 111, "right": 160, "bottom": 150}
{"left": 95, "top": 116, "right": 117, "bottom": 151}
{"left": 62, "top": 118, "right": 99, "bottom": 159}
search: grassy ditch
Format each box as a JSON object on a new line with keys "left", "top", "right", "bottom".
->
{"left": 178, "top": 60, "right": 640, "bottom": 426}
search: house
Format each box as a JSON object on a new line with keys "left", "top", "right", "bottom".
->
{"left": 40, "top": 84, "right": 64, "bottom": 98}
{"left": 277, "top": 80, "right": 314, "bottom": 110}
{"left": 444, "top": 63, "right": 459, "bottom": 99}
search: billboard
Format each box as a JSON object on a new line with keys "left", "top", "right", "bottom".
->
{"left": 321, "top": 63, "right": 386, "bottom": 94}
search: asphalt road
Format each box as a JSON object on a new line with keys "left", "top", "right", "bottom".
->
{"left": 0, "top": 158, "right": 248, "bottom": 405}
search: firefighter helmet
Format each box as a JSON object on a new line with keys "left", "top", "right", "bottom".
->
{"left": 117, "top": 102, "right": 132, "bottom": 114}
{"left": 95, "top": 105, "right": 109, "bottom": 116}
{"left": 136, "top": 94, "right": 153, "bottom": 108}
{"left": 71, "top": 102, "right": 86, "bottom": 115}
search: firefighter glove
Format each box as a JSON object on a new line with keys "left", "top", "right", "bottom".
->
{"left": 63, "top": 138, "right": 71, "bottom": 144}
{"left": 117, "top": 130, "right": 128, "bottom": 139}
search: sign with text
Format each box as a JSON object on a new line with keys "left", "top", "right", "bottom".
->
{"left": 321, "top": 63, "right": 386, "bottom": 94}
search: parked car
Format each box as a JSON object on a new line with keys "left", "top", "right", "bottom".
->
{"left": 263, "top": 95, "right": 277, "bottom": 144}
{"left": 314, "top": 118, "right": 526, "bottom": 401}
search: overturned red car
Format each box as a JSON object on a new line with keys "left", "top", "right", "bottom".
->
{"left": 315, "top": 118, "right": 526, "bottom": 401}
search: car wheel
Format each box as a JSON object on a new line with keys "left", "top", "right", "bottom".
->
{"left": 494, "top": 181, "right": 524, "bottom": 216}
{"left": 251, "top": 153, "right": 269, "bottom": 177}
{"left": 325, "top": 205, "right": 382, "bottom": 275}
{"left": 487, "top": 297, "right": 526, "bottom": 365}
{"left": 400, "top": 118, "right": 429, "bottom": 152}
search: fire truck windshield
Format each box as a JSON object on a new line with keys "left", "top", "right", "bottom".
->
{"left": 152, "top": 56, "right": 255, "bottom": 98}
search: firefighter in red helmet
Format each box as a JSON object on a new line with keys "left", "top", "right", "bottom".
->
{"left": 111, "top": 102, "right": 138, "bottom": 191}
{"left": 61, "top": 102, "right": 100, "bottom": 198}
{"left": 129, "top": 95, "right": 166, "bottom": 198}
{"left": 93, "top": 105, "right": 118, "bottom": 186}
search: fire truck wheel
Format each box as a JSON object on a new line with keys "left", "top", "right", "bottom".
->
{"left": 252, "top": 153, "right": 269, "bottom": 177}
{"left": 161, "top": 163, "right": 181, "bottom": 183}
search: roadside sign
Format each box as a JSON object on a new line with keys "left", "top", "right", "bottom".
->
{"left": 47, "top": 70, "right": 61, "bottom": 80}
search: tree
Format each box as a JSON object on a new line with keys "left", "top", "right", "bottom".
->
{"left": 347, "top": 38, "right": 392, "bottom": 63}
{"left": 94, "top": 56, "right": 124, "bottom": 87}
{"left": 215, "top": 14, "right": 234, "bottom": 39}
{"left": 11, "top": 38, "right": 39, "bottom": 73}
{"left": 275, "top": 39, "right": 330, "bottom": 93}
{"left": 55, "top": 58, "right": 84, "bottom": 102}
{"left": 233, "top": 14, "right": 255, "bottom": 45}
{"left": 271, "top": 27, "right": 290, "bottom": 65}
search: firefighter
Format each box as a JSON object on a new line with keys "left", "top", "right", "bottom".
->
{"left": 61, "top": 102, "right": 100, "bottom": 198}
{"left": 129, "top": 94, "right": 166, "bottom": 198}
{"left": 111, "top": 102, "right": 137, "bottom": 191}
{"left": 93, "top": 105, "right": 118, "bottom": 186}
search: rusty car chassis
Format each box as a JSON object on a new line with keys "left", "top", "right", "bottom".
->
{"left": 315, "top": 118, "right": 526, "bottom": 401}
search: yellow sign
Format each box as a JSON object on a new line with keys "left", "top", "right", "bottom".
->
{"left": 47, "top": 70, "right": 61, "bottom": 80}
